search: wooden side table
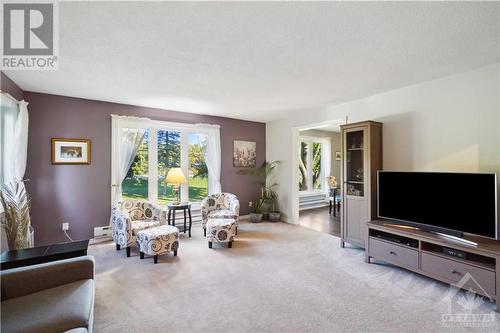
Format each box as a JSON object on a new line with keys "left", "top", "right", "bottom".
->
{"left": 167, "top": 203, "right": 192, "bottom": 237}
{"left": 1, "top": 240, "right": 89, "bottom": 270}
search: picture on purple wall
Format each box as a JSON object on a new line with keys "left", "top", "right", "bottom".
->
{"left": 233, "top": 140, "right": 256, "bottom": 167}
{"left": 51, "top": 138, "right": 91, "bottom": 165}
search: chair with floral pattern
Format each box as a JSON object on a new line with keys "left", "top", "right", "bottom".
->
{"left": 111, "top": 200, "right": 167, "bottom": 257}
{"left": 201, "top": 193, "right": 240, "bottom": 236}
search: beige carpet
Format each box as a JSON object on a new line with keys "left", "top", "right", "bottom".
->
{"left": 90, "top": 220, "right": 499, "bottom": 332}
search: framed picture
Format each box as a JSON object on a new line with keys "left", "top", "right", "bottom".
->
{"left": 233, "top": 140, "right": 256, "bottom": 167}
{"left": 51, "top": 138, "right": 91, "bottom": 165}
{"left": 335, "top": 151, "right": 341, "bottom": 161}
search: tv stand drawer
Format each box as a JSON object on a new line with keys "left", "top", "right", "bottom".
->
{"left": 369, "top": 237, "right": 419, "bottom": 269}
{"left": 421, "top": 253, "right": 495, "bottom": 298}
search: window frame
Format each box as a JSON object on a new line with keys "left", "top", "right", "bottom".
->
{"left": 112, "top": 116, "right": 212, "bottom": 208}
{"left": 298, "top": 136, "right": 330, "bottom": 194}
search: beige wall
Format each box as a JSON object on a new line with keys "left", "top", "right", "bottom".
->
{"left": 267, "top": 64, "right": 500, "bottom": 223}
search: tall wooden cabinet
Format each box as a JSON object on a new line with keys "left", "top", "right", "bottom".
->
{"left": 340, "top": 121, "right": 382, "bottom": 248}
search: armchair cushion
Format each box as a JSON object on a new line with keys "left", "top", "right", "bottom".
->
{"left": 131, "top": 220, "right": 161, "bottom": 233}
{"left": 1, "top": 279, "right": 94, "bottom": 333}
{"left": 207, "top": 210, "right": 237, "bottom": 220}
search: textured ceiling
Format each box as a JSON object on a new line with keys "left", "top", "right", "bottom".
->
{"left": 4, "top": 2, "right": 499, "bottom": 122}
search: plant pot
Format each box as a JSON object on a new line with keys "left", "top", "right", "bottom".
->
{"left": 269, "top": 212, "right": 281, "bottom": 222}
{"left": 250, "top": 213, "right": 263, "bottom": 223}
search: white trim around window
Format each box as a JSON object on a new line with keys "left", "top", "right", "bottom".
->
{"left": 111, "top": 115, "right": 221, "bottom": 207}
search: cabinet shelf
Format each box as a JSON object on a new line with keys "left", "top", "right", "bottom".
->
{"left": 347, "top": 148, "right": 364, "bottom": 151}
{"left": 346, "top": 181, "right": 364, "bottom": 184}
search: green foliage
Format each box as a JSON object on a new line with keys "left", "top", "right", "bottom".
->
{"left": 122, "top": 177, "right": 208, "bottom": 204}
{"left": 189, "top": 143, "right": 208, "bottom": 178}
{"left": 158, "top": 130, "right": 181, "bottom": 175}
{"left": 129, "top": 131, "right": 150, "bottom": 177}
{"left": 237, "top": 160, "right": 281, "bottom": 212}
{"left": 127, "top": 130, "right": 207, "bottom": 181}
{"left": 299, "top": 141, "right": 322, "bottom": 191}
{"left": 124, "top": 130, "right": 209, "bottom": 204}
{"left": 253, "top": 198, "right": 264, "bottom": 214}
{"left": 312, "top": 142, "right": 322, "bottom": 189}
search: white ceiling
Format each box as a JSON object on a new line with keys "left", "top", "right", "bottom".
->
{"left": 4, "top": 2, "right": 499, "bottom": 122}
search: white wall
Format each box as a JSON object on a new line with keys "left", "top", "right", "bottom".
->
{"left": 267, "top": 64, "right": 500, "bottom": 224}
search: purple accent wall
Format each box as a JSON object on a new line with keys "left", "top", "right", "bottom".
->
{"left": 1, "top": 72, "right": 23, "bottom": 101}
{"left": 23, "top": 91, "right": 265, "bottom": 245}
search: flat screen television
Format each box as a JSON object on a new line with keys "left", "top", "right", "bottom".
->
{"left": 378, "top": 171, "right": 498, "bottom": 239}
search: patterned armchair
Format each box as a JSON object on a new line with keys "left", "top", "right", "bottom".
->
{"left": 201, "top": 193, "right": 240, "bottom": 236}
{"left": 112, "top": 200, "right": 167, "bottom": 257}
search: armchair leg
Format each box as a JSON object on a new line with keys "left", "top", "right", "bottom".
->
{"left": 154, "top": 255, "right": 158, "bottom": 264}
{"left": 228, "top": 241, "right": 233, "bottom": 248}
{"left": 235, "top": 226, "right": 238, "bottom": 235}
{"left": 116, "top": 244, "right": 121, "bottom": 251}
{"left": 140, "top": 252, "right": 144, "bottom": 259}
{"left": 204, "top": 228, "right": 206, "bottom": 237}
{"left": 174, "top": 249, "right": 178, "bottom": 256}
{"left": 208, "top": 241, "right": 212, "bottom": 249}
{"left": 126, "top": 246, "right": 131, "bottom": 257}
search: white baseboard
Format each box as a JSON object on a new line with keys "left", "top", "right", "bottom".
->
{"left": 89, "top": 236, "right": 112, "bottom": 245}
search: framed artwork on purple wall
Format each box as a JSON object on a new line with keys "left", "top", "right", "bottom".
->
{"left": 233, "top": 140, "right": 256, "bottom": 167}
{"left": 51, "top": 138, "right": 91, "bottom": 165}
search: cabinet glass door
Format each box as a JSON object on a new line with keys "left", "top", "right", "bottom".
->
{"left": 345, "top": 130, "right": 364, "bottom": 197}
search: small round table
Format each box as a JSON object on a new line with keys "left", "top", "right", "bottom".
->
{"left": 167, "top": 203, "right": 192, "bottom": 237}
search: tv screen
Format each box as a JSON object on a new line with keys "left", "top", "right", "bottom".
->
{"left": 378, "top": 171, "right": 497, "bottom": 239}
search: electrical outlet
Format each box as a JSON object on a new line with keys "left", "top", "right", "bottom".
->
{"left": 62, "top": 222, "right": 69, "bottom": 231}
{"left": 249, "top": 201, "right": 253, "bottom": 208}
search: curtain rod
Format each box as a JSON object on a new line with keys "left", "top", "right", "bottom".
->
{"left": 0, "top": 90, "right": 22, "bottom": 104}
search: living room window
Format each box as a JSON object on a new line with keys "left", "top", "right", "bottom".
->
{"left": 112, "top": 116, "right": 220, "bottom": 208}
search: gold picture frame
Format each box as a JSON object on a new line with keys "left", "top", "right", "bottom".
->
{"left": 51, "top": 138, "right": 91, "bottom": 165}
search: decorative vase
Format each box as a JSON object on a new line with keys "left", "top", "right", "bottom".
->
{"left": 269, "top": 212, "right": 281, "bottom": 222}
{"left": 250, "top": 213, "right": 263, "bottom": 223}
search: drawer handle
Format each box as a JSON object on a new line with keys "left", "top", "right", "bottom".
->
{"left": 451, "top": 269, "right": 462, "bottom": 275}
{"left": 389, "top": 251, "right": 397, "bottom": 255}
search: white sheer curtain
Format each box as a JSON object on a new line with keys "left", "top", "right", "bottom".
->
{"left": 0, "top": 94, "right": 31, "bottom": 249}
{"left": 111, "top": 116, "right": 147, "bottom": 206}
{"left": 196, "top": 124, "right": 222, "bottom": 194}
{"left": 0, "top": 95, "right": 29, "bottom": 186}
{"left": 13, "top": 101, "right": 29, "bottom": 183}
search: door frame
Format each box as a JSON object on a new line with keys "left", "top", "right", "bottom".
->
{"left": 291, "top": 118, "right": 346, "bottom": 225}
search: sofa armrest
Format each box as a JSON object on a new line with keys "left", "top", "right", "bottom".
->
{"left": 1, "top": 255, "right": 95, "bottom": 301}
{"left": 149, "top": 203, "right": 168, "bottom": 225}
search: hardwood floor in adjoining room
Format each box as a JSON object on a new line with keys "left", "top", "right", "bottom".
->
{"left": 299, "top": 206, "right": 340, "bottom": 236}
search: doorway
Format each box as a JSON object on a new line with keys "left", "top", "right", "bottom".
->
{"left": 292, "top": 119, "right": 344, "bottom": 236}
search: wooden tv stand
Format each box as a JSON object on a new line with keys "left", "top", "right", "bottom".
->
{"left": 366, "top": 220, "right": 500, "bottom": 311}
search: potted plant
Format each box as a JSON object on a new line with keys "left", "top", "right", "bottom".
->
{"left": 268, "top": 199, "right": 281, "bottom": 222}
{"left": 249, "top": 199, "right": 263, "bottom": 223}
{"left": 238, "top": 160, "right": 281, "bottom": 222}
{"left": 1, "top": 180, "right": 33, "bottom": 250}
